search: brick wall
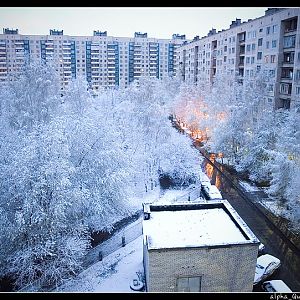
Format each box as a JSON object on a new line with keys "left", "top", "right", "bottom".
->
{"left": 145, "top": 243, "right": 258, "bottom": 292}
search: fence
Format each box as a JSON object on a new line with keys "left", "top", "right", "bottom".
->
{"left": 171, "top": 184, "right": 204, "bottom": 203}
{"left": 18, "top": 216, "right": 144, "bottom": 292}
{"left": 83, "top": 217, "right": 143, "bottom": 268}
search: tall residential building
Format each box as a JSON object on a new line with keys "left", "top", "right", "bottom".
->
{"left": 176, "top": 8, "right": 300, "bottom": 111}
{"left": 0, "top": 29, "right": 187, "bottom": 92}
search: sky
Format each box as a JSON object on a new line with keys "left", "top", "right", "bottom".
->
{"left": 0, "top": 7, "right": 270, "bottom": 40}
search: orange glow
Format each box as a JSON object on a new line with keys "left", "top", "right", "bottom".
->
{"left": 205, "top": 161, "right": 214, "bottom": 179}
{"left": 174, "top": 92, "right": 229, "bottom": 146}
{"left": 215, "top": 173, "right": 221, "bottom": 189}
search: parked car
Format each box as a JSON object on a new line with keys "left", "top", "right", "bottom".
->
{"left": 261, "top": 280, "right": 292, "bottom": 293}
{"left": 200, "top": 172, "right": 211, "bottom": 189}
{"left": 254, "top": 254, "right": 281, "bottom": 285}
{"left": 202, "top": 184, "right": 223, "bottom": 200}
{"left": 258, "top": 243, "right": 266, "bottom": 256}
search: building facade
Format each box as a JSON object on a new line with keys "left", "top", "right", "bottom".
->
{"left": 142, "top": 201, "right": 260, "bottom": 292}
{"left": 0, "top": 29, "right": 187, "bottom": 92}
{"left": 176, "top": 8, "right": 300, "bottom": 110}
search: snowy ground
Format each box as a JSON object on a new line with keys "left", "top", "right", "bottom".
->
{"left": 56, "top": 235, "right": 144, "bottom": 292}
{"left": 239, "top": 180, "right": 260, "bottom": 192}
{"left": 55, "top": 187, "right": 191, "bottom": 293}
{"left": 239, "top": 180, "right": 287, "bottom": 217}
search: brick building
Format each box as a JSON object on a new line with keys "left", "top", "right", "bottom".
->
{"left": 142, "top": 200, "right": 260, "bottom": 292}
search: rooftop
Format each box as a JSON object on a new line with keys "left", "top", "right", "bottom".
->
{"left": 143, "top": 200, "right": 259, "bottom": 250}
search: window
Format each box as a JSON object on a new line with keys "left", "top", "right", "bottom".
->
{"left": 251, "top": 57, "right": 255, "bottom": 64}
{"left": 295, "top": 70, "right": 300, "bottom": 81}
{"left": 258, "top": 38, "right": 263, "bottom": 46}
{"left": 266, "top": 27, "right": 271, "bottom": 35}
{"left": 266, "top": 41, "right": 270, "bottom": 49}
{"left": 282, "top": 68, "right": 293, "bottom": 79}
{"left": 283, "top": 35, "right": 296, "bottom": 48}
{"left": 257, "top": 52, "right": 262, "bottom": 60}
{"left": 269, "top": 69, "right": 275, "bottom": 77}
{"left": 280, "top": 83, "right": 292, "bottom": 95}
{"left": 271, "top": 55, "right": 276, "bottom": 63}
{"left": 246, "top": 44, "right": 251, "bottom": 52}
{"left": 272, "top": 40, "right": 277, "bottom": 48}
{"left": 283, "top": 52, "right": 295, "bottom": 63}
{"left": 259, "top": 28, "right": 263, "bottom": 33}
{"left": 252, "top": 43, "right": 256, "bottom": 51}
{"left": 246, "top": 57, "right": 250, "bottom": 64}
{"left": 265, "top": 55, "right": 269, "bottom": 63}
{"left": 268, "top": 84, "right": 274, "bottom": 92}
{"left": 272, "top": 25, "right": 278, "bottom": 34}
{"left": 295, "top": 86, "right": 300, "bottom": 95}
{"left": 177, "top": 276, "right": 202, "bottom": 292}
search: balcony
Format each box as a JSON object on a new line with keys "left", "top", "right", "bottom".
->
{"left": 278, "top": 98, "right": 291, "bottom": 110}
{"left": 283, "top": 17, "right": 297, "bottom": 34}
{"left": 279, "top": 82, "right": 292, "bottom": 96}
{"left": 281, "top": 68, "right": 293, "bottom": 81}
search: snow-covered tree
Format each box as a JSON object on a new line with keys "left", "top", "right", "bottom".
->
{"left": 2, "top": 61, "right": 60, "bottom": 131}
{"left": 0, "top": 119, "right": 90, "bottom": 289}
{"left": 267, "top": 109, "right": 300, "bottom": 224}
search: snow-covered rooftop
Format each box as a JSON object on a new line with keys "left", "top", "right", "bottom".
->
{"left": 143, "top": 200, "right": 259, "bottom": 250}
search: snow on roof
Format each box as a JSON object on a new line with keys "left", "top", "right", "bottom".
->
{"left": 143, "top": 200, "right": 259, "bottom": 250}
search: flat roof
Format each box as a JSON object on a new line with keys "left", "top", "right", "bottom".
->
{"left": 143, "top": 200, "right": 259, "bottom": 250}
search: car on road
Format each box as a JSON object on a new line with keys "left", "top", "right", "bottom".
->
{"left": 258, "top": 243, "right": 266, "bottom": 256}
{"left": 202, "top": 184, "right": 223, "bottom": 200}
{"left": 261, "top": 280, "right": 292, "bottom": 293}
{"left": 254, "top": 254, "right": 281, "bottom": 285}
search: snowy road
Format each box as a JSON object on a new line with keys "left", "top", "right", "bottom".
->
{"left": 198, "top": 146, "right": 300, "bottom": 292}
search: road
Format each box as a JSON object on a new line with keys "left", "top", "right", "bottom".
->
{"left": 196, "top": 144, "right": 300, "bottom": 292}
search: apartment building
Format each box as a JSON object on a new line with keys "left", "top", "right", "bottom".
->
{"left": 0, "top": 29, "right": 187, "bottom": 92}
{"left": 176, "top": 8, "right": 300, "bottom": 111}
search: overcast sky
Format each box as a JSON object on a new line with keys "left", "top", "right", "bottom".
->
{"left": 0, "top": 7, "right": 271, "bottom": 40}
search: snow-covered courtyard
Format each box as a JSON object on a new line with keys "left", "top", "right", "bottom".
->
{"left": 55, "top": 187, "right": 191, "bottom": 292}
